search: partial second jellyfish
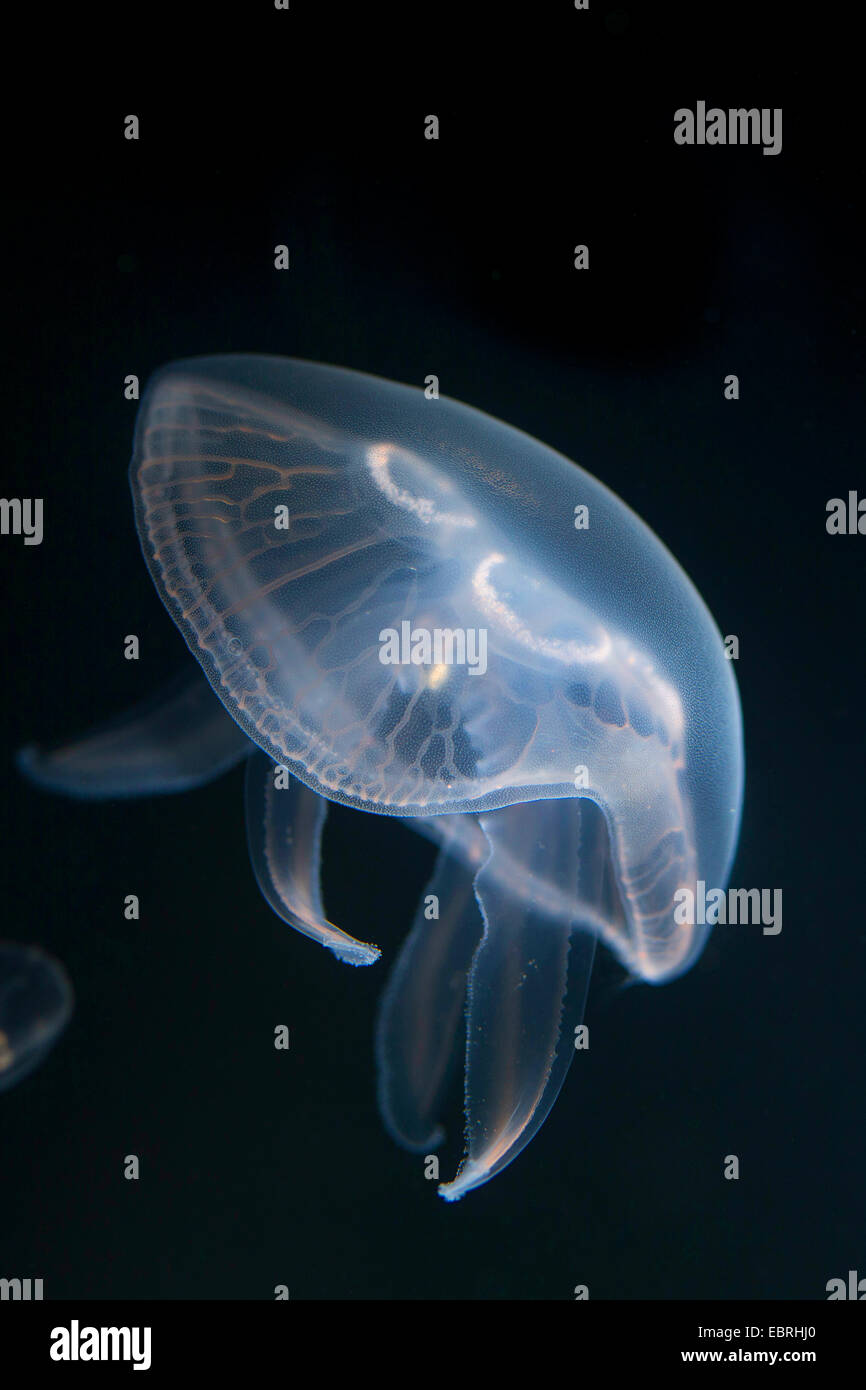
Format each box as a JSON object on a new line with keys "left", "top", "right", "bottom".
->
{"left": 0, "top": 943, "right": 73, "bottom": 1091}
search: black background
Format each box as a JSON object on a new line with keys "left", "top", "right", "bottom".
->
{"left": 0, "top": 5, "right": 863, "bottom": 1300}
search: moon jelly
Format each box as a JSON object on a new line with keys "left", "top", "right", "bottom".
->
{"left": 19, "top": 356, "right": 743, "bottom": 1198}
{"left": 0, "top": 943, "right": 73, "bottom": 1091}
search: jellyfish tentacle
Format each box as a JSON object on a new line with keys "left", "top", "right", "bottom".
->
{"left": 438, "top": 796, "right": 598, "bottom": 1201}
{"left": 17, "top": 669, "right": 252, "bottom": 799}
{"left": 244, "top": 751, "right": 380, "bottom": 967}
{"left": 376, "top": 816, "right": 487, "bottom": 1151}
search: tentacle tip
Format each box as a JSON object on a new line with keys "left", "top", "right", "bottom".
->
{"left": 406, "top": 1123, "right": 448, "bottom": 1153}
{"left": 437, "top": 1180, "right": 468, "bottom": 1203}
{"left": 330, "top": 942, "right": 381, "bottom": 967}
{"left": 437, "top": 1160, "right": 489, "bottom": 1203}
{"left": 376, "top": 1102, "right": 447, "bottom": 1152}
{"left": 426, "top": 1123, "right": 447, "bottom": 1151}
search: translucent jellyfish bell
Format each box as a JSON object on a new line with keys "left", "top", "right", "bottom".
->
{"left": 20, "top": 355, "right": 743, "bottom": 1198}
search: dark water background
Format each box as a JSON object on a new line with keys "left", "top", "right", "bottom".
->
{"left": 0, "top": 22, "right": 863, "bottom": 1299}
